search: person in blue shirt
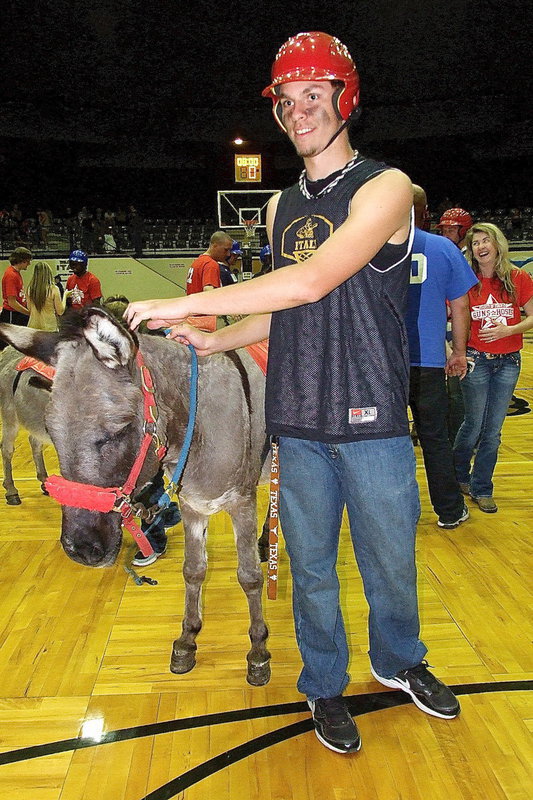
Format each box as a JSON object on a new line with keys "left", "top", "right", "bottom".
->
{"left": 406, "top": 186, "right": 477, "bottom": 528}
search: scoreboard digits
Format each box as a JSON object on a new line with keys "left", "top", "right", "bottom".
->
{"left": 235, "top": 154, "right": 262, "bottom": 183}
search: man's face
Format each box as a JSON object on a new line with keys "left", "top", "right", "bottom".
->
{"left": 440, "top": 225, "right": 461, "bottom": 245}
{"left": 19, "top": 259, "right": 31, "bottom": 271}
{"left": 69, "top": 260, "right": 87, "bottom": 276}
{"left": 213, "top": 240, "right": 232, "bottom": 262}
{"left": 278, "top": 81, "right": 340, "bottom": 158}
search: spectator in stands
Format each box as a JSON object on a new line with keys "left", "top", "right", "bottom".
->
{"left": 128, "top": 205, "right": 144, "bottom": 256}
{"left": 27, "top": 260, "right": 65, "bottom": 330}
{"left": 0, "top": 247, "right": 31, "bottom": 349}
{"left": 454, "top": 223, "right": 533, "bottom": 512}
{"left": 65, "top": 249, "right": 102, "bottom": 310}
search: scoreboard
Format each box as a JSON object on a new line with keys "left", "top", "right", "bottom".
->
{"left": 234, "top": 154, "right": 262, "bottom": 183}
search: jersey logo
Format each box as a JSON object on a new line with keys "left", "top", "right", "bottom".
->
{"left": 348, "top": 406, "right": 377, "bottom": 424}
{"left": 471, "top": 293, "right": 514, "bottom": 328}
{"left": 281, "top": 215, "right": 333, "bottom": 263}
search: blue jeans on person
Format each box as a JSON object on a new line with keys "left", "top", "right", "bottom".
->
{"left": 453, "top": 349, "right": 520, "bottom": 498}
{"left": 278, "top": 435, "right": 426, "bottom": 701}
{"left": 409, "top": 367, "right": 465, "bottom": 523}
{"left": 135, "top": 468, "right": 181, "bottom": 552}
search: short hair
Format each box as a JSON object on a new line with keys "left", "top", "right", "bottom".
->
{"left": 210, "top": 230, "right": 232, "bottom": 246}
{"left": 10, "top": 247, "right": 32, "bottom": 266}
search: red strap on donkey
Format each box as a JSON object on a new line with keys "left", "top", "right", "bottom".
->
{"left": 45, "top": 351, "right": 166, "bottom": 558}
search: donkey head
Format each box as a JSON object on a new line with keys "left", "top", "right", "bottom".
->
{"left": 0, "top": 310, "right": 159, "bottom": 567}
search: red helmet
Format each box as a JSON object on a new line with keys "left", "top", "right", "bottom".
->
{"left": 436, "top": 208, "right": 473, "bottom": 240}
{"left": 262, "top": 32, "right": 360, "bottom": 132}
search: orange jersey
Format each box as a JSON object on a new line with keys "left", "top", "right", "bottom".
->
{"left": 186, "top": 255, "right": 221, "bottom": 295}
{"left": 66, "top": 271, "right": 102, "bottom": 309}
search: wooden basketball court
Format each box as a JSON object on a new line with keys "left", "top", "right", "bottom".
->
{"left": 0, "top": 337, "right": 531, "bottom": 800}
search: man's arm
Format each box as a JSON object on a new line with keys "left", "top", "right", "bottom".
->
{"left": 6, "top": 296, "right": 29, "bottom": 315}
{"left": 166, "top": 313, "right": 271, "bottom": 356}
{"left": 446, "top": 294, "right": 470, "bottom": 378}
{"left": 125, "top": 170, "right": 412, "bottom": 329}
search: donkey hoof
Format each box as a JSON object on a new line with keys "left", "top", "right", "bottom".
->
{"left": 170, "top": 646, "right": 196, "bottom": 674}
{"left": 6, "top": 494, "right": 21, "bottom": 506}
{"left": 40, "top": 483, "right": 49, "bottom": 496}
{"left": 247, "top": 660, "right": 271, "bottom": 686}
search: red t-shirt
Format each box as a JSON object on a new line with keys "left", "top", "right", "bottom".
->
{"left": 66, "top": 271, "right": 102, "bottom": 310}
{"left": 468, "top": 269, "right": 533, "bottom": 353}
{"left": 2, "top": 265, "right": 26, "bottom": 311}
{"left": 186, "top": 254, "right": 221, "bottom": 295}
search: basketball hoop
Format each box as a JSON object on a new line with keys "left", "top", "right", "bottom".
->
{"left": 243, "top": 219, "right": 257, "bottom": 242}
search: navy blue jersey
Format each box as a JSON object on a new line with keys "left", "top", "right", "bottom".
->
{"left": 266, "top": 156, "right": 414, "bottom": 443}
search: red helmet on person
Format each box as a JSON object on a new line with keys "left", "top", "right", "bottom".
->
{"left": 262, "top": 32, "right": 360, "bottom": 132}
{"left": 436, "top": 208, "right": 473, "bottom": 241}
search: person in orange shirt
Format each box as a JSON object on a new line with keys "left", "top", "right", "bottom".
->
{"left": 0, "top": 247, "right": 31, "bottom": 349}
{"left": 65, "top": 250, "right": 102, "bottom": 310}
{"left": 185, "top": 231, "right": 232, "bottom": 331}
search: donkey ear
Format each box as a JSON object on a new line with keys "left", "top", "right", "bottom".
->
{"left": 0, "top": 324, "right": 60, "bottom": 365}
{"left": 82, "top": 308, "right": 136, "bottom": 369}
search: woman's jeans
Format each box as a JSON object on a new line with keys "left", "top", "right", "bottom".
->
{"left": 278, "top": 435, "right": 426, "bottom": 701}
{"left": 454, "top": 349, "right": 520, "bottom": 498}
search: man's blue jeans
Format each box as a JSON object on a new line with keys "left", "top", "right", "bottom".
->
{"left": 278, "top": 435, "right": 426, "bottom": 701}
{"left": 454, "top": 350, "right": 520, "bottom": 498}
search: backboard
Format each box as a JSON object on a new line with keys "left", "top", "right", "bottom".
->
{"left": 217, "top": 189, "right": 280, "bottom": 230}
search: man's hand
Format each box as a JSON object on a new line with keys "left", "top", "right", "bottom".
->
{"left": 165, "top": 324, "right": 215, "bottom": 356}
{"left": 124, "top": 298, "right": 189, "bottom": 331}
{"left": 445, "top": 352, "right": 468, "bottom": 379}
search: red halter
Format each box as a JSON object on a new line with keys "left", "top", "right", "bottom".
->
{"left": 45, "top": 350, "right": 167, "bottom": 557}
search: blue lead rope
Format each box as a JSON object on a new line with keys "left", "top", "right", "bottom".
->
{"left": 140, "top": 342, "right": 198, "bottom": 541}
{"left": 157, "top": 341, "right": 198, "bottom": 509}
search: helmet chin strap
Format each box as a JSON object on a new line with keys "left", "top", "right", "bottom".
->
{"left": 321, "top": 106, "right": 362, "bottom": 155}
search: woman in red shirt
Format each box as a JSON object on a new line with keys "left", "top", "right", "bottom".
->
{"left": 453, "top": 223, "right": 533, "bottom": 512}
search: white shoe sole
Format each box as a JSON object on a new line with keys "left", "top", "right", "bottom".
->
{"left": 308, "top": 700, "right": 362, "bottom": 753}
{"left": 370, "top": 666, "right": 459, "bottom": 719}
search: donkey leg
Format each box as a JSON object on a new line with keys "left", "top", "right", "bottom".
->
{"left": 1, "top": 415, "right": 21, "bottom": 504}
{"left": 231, "top": 496, "right": 271, "bottom": 686}
{"left": 170, "top": 505, "right": 208, "bottom": 675}
{"left": 28, "top": 435, "right": 48, "bottom": 495}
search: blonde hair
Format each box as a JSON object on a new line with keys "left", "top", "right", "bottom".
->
{"left": 27, "top": 261, "right": 55, "bottom": 312}
{"left": 464, "top": 223, "right": 517, "bottom": 302}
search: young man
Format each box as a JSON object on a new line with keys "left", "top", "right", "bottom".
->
{"left": 407, "top": 186, "right": 477, "bottom": 528}
{"left": 125, "top": 32, "right": 460, "bottom": 754}
{"left": 186, "top": 231, "right": 232, "bottom": 294}
{"left": 65, "top": 250, "right": 102, "bottom": 310}
{"left": 436, "top": 208, "right": 473, "bottom": 250}
{"left": 0, "top": 247, "right": 31, "bottom": 350}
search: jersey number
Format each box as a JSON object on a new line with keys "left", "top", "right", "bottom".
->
{"left": 410, "top": 253, "right": 427, "bottom": 285}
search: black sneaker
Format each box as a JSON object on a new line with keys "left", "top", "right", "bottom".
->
{"left": 132, "top": 546, "right": 167, "bottom": 567}
{"left": 437, "top": 503, "right": 469, "bottom": 529}
{"left": 371, "top": 661, "right": 460, "bottom": 719}
{"left": 307, "top": 695, "right": 361, "bottom": 753}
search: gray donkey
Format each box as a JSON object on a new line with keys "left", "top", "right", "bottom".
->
{"left": 0, "top": 346, "right": 52, "bottom": 504}
{"left": 0, "top": 310, "right": 271, "bottom": 685}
